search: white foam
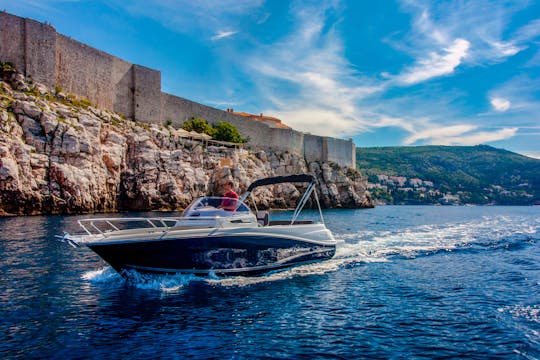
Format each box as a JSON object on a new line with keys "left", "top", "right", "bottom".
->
{"left": 81, "top": 267, "right": 121, "bottom": 283}
{"left": 81, "top": 266, "right": 207, "bottom": 292}
{"left": 206, "top": 259, "right": 343, "bottom": 287}
{"left": 126, "top": 272, "right": 201, "bottom": 293}
{"left": 499, "top": 304, "right": 540, "bottom": 324}
{"left": 334, "top": 214, "right": 539, "bottom": 262}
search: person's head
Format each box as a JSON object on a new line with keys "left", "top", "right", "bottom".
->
{"left": 224, "top": 180, "right": 233, "bottom": 191}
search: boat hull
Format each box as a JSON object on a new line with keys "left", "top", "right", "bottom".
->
{"left": 87, "top": 230, "right": 336, "bottom": 277}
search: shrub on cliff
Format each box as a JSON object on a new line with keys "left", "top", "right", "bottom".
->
{"left": 0, "top": 61, "right": 17, "bottom": 80}
{"left": 182, "top": 117, "right": 214, "bottom": 136}
{"left": 182, "top": 117, "right": 244, "bottom": 143}
{"left": 212, "top": 121, "right": 244, "bottom": 143}
{"left": 0, "top": 61, "right": 16, "bottom": 74}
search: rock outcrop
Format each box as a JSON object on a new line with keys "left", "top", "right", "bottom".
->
{"left": 0, "top": 70, "right": 373, "bottom": 216}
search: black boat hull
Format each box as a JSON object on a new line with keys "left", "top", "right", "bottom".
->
{"left": 88, "top": 234, "right": 336, "bottom": 277}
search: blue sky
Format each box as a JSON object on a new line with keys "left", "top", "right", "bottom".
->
{"left": 4, "top": 1, "right": 540, "bottom": 158}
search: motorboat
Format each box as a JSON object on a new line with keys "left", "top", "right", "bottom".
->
{"left": 59, "top": 174, "right": 336, "bottom": 277}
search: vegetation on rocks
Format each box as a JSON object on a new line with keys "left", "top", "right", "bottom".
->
{"left": 182, "top": 117, "right": 214, "bottom": 135}
{"left": 212, "top": 121, "right": 243, "bottom": 143}
{"left": 0, "top": 61, "right": 16, "bottom": 75}
{"left": 1, "top": 63, "right": 98, "bottom": 113}
{"left": 182, "top": 116, "right": 245, "bottom": 143}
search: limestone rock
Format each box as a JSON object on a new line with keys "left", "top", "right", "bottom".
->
{"left": 0, "top": 72, "right": 374, "bottom": 215}
{"left": 13, "top": 100, "right": 42, "bottom": 119}
{"left": 0, "top": 157, "right": 21, "bottom": 190}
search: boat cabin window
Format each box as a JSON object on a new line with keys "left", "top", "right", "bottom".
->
{"left": 183, "top": 197, "right": 251, "bottom": 217}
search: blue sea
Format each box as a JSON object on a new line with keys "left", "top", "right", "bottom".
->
{"left": 1, "top": 206, "right": 539, "bottom": 359}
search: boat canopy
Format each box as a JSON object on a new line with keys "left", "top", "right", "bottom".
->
{"left": 245, "top": 174, "right": 316, "bottom": 193}
{"left": 240, "top": 173, "right": 324, "bottom": 225}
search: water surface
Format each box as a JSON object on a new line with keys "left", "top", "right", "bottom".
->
{"left": 1, "top": 206, "right": 539, "bottom": 359}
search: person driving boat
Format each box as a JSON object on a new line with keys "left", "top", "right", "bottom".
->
{"left": 219, "top": 180, "right": 238, "bottom": 211}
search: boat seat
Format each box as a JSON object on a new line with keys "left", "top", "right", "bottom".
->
{"left": 256, "top": 211, "right": 269, "bottom": 226}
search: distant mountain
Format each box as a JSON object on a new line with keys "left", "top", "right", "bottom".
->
{"left": 357, "top": 145, "right": 540, "bottom": 205}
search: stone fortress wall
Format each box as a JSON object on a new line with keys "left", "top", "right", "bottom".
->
{"left": 0, "top": 12, "right": 355, "bottom": 167}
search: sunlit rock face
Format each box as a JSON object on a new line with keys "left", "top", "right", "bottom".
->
{"left": 0, "top": 72, "right": 373, "bottom": 215}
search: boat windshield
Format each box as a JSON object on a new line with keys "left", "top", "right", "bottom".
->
{"left": 183, "top": 196, "right": 251, "bottom": 217}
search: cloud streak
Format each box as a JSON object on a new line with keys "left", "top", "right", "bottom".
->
{"left": 439, "top": 128, "right": 519, "bottom": 146}
{"left": 110, "top": 0, "right": 263, "bottom": 40}
{"left": 211, "top": 30, "right": 238, "bottom": 41}
{"left": 241, "top": 0, "right": 530, "bottom": 146}
{"left": 243, "top": 1, "right": 378, "bottom": 136}
{"left": 396, "top": 38, "right": 470, "bottom": 85}
{"left": 403, "top": 124, "right": 477, "bottom": 145}
{"left": 403, "top": 125, "right": 518, "bottom": 146}
{"left": 490, "top": 98, "right": 511, "bottom": 112}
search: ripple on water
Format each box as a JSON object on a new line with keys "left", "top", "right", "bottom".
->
{"left": 2, "top": 206, "right": 540, "bottom": 359}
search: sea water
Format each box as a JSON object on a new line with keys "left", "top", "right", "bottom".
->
{"left": 1, "top": 206, "right": 539, "bottom": 359}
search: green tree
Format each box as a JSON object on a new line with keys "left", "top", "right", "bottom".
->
{"left": 212, "top": 121, "right": 244, "bottom": 143}
{"left": 182, "top": 117, "right": 214, "bottom": 135}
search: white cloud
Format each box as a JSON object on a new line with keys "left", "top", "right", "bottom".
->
{"left": 403, "top": 124, "right": 477, "bottom": 145}
{"left": 413, "top": 9, "right": 448, "bottom": 45}
{"left": 244, "top": 1, "right": 532, "bottom": 143}
{"left": 101, "top": 0, "right": 538, "bottom": 153}
{"left": 490, "top": 97, "right": 511, "bottom": 112}
{"left": 211, "top": 30, "right": 238, "bottom": 41}
{"left": 270, "top": 108, "right": 360, "bottom": 137}
{"left": 397, "top": 38, "right": 470, "bottom": 85}
{"left": 396, "top": 1, "right": 538, "bottom": 68}
{"left": 513, "top": 18, "right": 540, "bottom": 43}
{"left": 488, "top": 41, "right": 523, "bottom": 57}
{"left": 403, "top": 124, "right": 518, "bottom": 146}
{"left": 243, "top": 1, "right": 385, "bottom": 137}
{"left": 487, "top": 76, "right": 540, "bottom": 114}
{"left": 441, "top": 127, "right": 518, "bottom": 145}
{"left": 376, "top": 115, "right": 416, "bottom": 133}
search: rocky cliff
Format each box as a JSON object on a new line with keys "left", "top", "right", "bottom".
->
{"left": 0, "top": 68, "right": 373, "bottom": 216}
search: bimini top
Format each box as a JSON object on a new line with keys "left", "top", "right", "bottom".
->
{"left": 245, "top": 174, "right": 316, "bottom": 193}
{"left": 240, "top": 174, "right": 322, "bottom": 226}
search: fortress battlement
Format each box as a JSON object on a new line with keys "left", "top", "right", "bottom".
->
{"left": 0, "top": 11, "right": 355, "bottom": 167}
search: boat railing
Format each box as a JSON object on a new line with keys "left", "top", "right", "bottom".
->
{"left": 76, "top": 217, "right": 179, "bottom": 235}
{"left": 76, "top": 216, "right": 228, "bottom": 236}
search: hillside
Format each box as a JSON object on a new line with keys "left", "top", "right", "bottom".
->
{"left": 357, "top": 145, "right": 540, "bottom": 205}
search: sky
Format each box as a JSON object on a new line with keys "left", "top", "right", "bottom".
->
{"left": 3, "top": 0, "right": 540, "bottom": 158}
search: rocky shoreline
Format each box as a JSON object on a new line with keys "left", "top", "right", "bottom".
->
{"left": 0, "top": 69, "right": 373, "bottom": 216}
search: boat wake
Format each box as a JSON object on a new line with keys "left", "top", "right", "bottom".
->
{"left": 81, "top": 214, "right": 538, "bottom": 291}
{"left": 334, "top": 215, "right": 539, "bottom": 263}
